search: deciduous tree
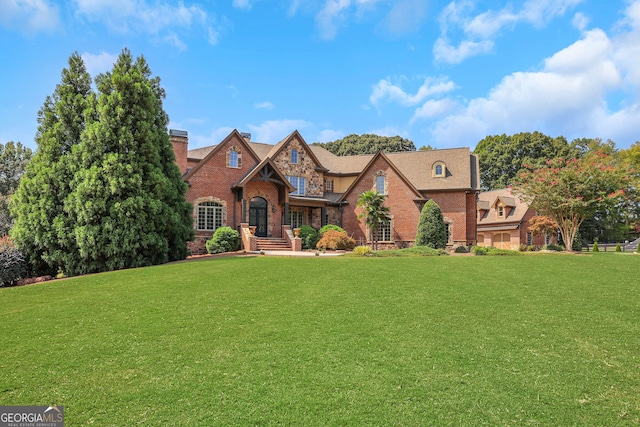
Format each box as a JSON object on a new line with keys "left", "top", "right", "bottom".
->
{"left": 514, "top": 152, "right": 631, "bottom": 251}
{"left": 474, "top": 132, "right": 575, "bottom": 190}
{"left": 314, "top": 134, "right": 416, "bottom": 156}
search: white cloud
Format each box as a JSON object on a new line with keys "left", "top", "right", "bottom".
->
{"left": 316, "top": 0, "right": 351, "bottom": 40}
{"left": 428, "top": 26, "right": 640, "bottom": 148}
{"left": 368, "top": 126, "right": 410, "bottom": 138}
{"left": 433, "top": 38, "right": 494, "bottom": 64}
{"left": 411, "top": 98, "right": 458, "bottom": 123}
{"left": 232, "top": 0, "right": 252, "bottom": 10}
{"left": 81, "top": 51, "right": 118, "bottom": 77}
{"left": 248, "top": 120, "right": 311, "bottom": 144}
{"left": 370, "top": 77, "right": 457, "bottom": 107}
{"left": 254, "top": 101, "right": 275, "bottom": 110}
{"left": 188, "top": 127, "right": 236, "bottom": 149}
{"left": 72, "top": 0, "right": 221, "bottom": 46}
{"left": 0, "top": 0, "right": 60, "bottom": 34}
{"left": 572, "top": 12, "right": 590, "bottom": 31}
{"left": 316, "top": 129, "right": 344, "bottom": 142}
{"left": 435, "top": 0, "right": 583, "bottom": 64}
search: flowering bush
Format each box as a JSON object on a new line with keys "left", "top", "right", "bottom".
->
{"left": 316, "top": 230, "right": 356, "bottom": 251}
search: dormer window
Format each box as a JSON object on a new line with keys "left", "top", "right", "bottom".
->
{"left": 291, "top": 148, "right": 298, "bottom": 164}
{"left": 498, "top": 205, "right": 504, "bottom": 217}
{"left": 432, "top": 161, "right": 446, "bottom": 178}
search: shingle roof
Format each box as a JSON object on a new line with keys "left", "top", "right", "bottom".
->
{"left": 187, "top": 133, "right": 479, "bottom": 191}
{"left": 477, "top": 188, "right": 530, "bottom": 226}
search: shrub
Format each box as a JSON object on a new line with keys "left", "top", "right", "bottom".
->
{"left": 298, "top": 225, "right": 319, "bottom": 250}
{"left": 592, "top": 240, "right": 599, "bottom": 252}
{"left": 485, "top": 247, "right": 521, "bottom": 256}
{"left": 528, "top": 245, "right": 537, "bottom": 252}
{"left": 472, "top": 246, "right": 488, "bottom": 256}
{"left": 615, "top": 243, "right": 622, "bottom": 252}
{"left": 316, "top": 230, "right": 356, "bottom": 251}
{"left": 206, "top": 227, "right": 240, "bottom": 254}
{"left": 454, "top": 245, "right": 468, "bottom": 253}
{"left": 0, "top": 239, "right": 27, "bottom": 287}
{"left": 353, "top": 245, "right": 373, "bottom": 256}
{"left": 415, "top": 200, "right": 447, "bottom": 249}
{"left": 319, "top": 224, "right": 345, "bottom": 235}
{"left": 518, "top": 244, "right": 527, "bottom": 252}
{"left": 543, "top": 244, "right": 564, "bottom": 252}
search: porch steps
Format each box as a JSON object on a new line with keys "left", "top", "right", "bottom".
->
{"left": 256, "top": 237, "right": 292, "bottom": 251}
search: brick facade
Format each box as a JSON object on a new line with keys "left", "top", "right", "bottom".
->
{"left": 173, "top": 129, "right": 479, "bottom": 253}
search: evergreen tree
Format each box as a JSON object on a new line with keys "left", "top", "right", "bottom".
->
{"left": 1, "top": 141, "right": 33, "bottom": 236}
{"left": 64, "top": 49, "right": 193, "bottom": 275}
{"left": 11, "top": 49, "right": 193, "bottom": 276}
{"left": 415, "top": 200, "right": 447, "bottom": 249}
{"left": 10, "top": 53, "right": 92, "bottom": 275}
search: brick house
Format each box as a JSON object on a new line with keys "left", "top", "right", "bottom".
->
{"left": 170, "top": 129, "right": 480, "bottom": 253}
{"left": 476, "top": 188, "right": 558, "bottom": 249}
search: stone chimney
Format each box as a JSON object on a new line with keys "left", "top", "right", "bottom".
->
{"left": 169, "top": 129, "right": 188, "bottom": 175}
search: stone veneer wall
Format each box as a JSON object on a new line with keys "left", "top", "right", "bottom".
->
{"left": 272, "top": 137, "right": 324, "bottom": 196}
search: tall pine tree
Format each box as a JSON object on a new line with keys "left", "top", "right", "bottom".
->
{"left": 10, "top": 53, "right": 93, "bottom": 275}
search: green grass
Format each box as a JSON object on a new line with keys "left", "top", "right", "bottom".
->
{"left": 1, "top": 253, "right": 639, "bottom": 426}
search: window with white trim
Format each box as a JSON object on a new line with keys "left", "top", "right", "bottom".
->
{"left": 527, "top": 232, "right": 533, "bottom": 246}
{"left": 229, "top": 150, "right": 238, "bottom": 168}
{"left": 197, "top": 202, "right": 223, "bottom": 231}
{"left": 291, "top": 149, "right": 298, "bottom": 164}
{"left": 324, "top": 178, "right": 334, "bottom": 192}
{"left": 286, "top": 176, "right": 306, "bottom": 195}
{"left": 290, "top": 210, "right": 304, "bottom": 228}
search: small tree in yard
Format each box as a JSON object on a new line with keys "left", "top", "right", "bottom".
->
{"left": 514, "top": 152, "right": 632, "bottom": 251}
{"left": 528, "top": 215, "right": 559, "bottom": 246}
{"left": 415, "top": 200, "right": 447, "bottom": 249}
{"left": 357, "top": 190, "right": 389, "bottom": 250}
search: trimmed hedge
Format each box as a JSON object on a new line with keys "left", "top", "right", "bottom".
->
{"left": 206, "top": 227, "right": 240, "bottom": 254}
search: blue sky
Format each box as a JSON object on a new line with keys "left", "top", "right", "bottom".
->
{"left": 1, "top": 0, "right": 639, "bottom": 151}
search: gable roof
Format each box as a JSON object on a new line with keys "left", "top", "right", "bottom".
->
{"left": 232, "top": 157, "right": 295, "bottom": 192}
{"left": 183, "top": 129, "right": 261, "bottom": 181}
{"left": 184, "top": 131, "right": 479, "bottom": 193}
{"left": 266, "top": 130, "right": 329, "bottom": 172}
{"left": 477, "top": 188, "right": 531, "bottom": 226}
{"left": 338, "top": 151, "right": 426, "bottom": 203}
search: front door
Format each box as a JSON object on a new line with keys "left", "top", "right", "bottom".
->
{"left": 249, "top": 197, "right": 268, "bottom": 237}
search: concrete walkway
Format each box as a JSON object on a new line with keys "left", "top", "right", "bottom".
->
{"left": 248, "top": 250, "right": 344, "bottom": 257}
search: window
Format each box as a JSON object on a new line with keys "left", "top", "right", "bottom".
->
{"left": 445, "top": 223, "right": 452, "bottom": 244}
{"left": 229, "top": 150, "right": 238, "bottom": 168}
{"left": 286, "top": 176, "right": 306, "bottom": 195}
{"left": 291, "top": 149, "right": 298, "bottom": 164}
{"left": 197, "top": 202, "right": 223, "bottom": 231}
{"left": 527, "top": 232, "right": 533, "bottom": 246}
{"left": 290, "top": 210, "right": 304, "bottom": 228}
{"left": 376, "top": 175, "right": 385, "bottom": 194}
{"left": 432, "top": 161, "right": 446, "bottom": 178}
{"left": 498, "top": 205, "right": 504, "bottom": 217}
{"left": 324, "top": 178, "right": 334, "bottom": 192}
{"left": 435, "top": 164, "right": 443, "bottom": 175}
{"left": 377, "top": 220, "right": 391, "bottom": 241}
{"left": 227, "top": 148, "right": 241, "bottom": 168}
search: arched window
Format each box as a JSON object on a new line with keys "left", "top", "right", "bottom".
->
{"left": 197, "top": 202, "right": 223, "bottom": 231}
{"left": 432, "top": 161, "right": 446, "bottom": 178}
{"left": 291, "top": 148, "right": 298, "bottom": 164}
{"left": 227, "top": 147, "right": 241, "bottom": 168}
{"left": 376, "top": 175, "right": 385, "bottom": 194}
{"left": 229, "top": 150, "right": 238, "bottom": 168}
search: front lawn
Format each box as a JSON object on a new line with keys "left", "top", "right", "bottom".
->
{"left": 1, "top": 254, "right": 639, "bottom": 425}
